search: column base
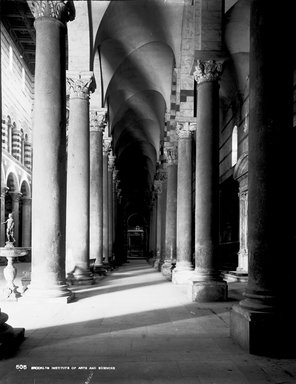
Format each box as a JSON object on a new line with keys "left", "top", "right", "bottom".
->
{"left": 188, "top": 279, "right": 228, "bottom": 302}
{"left": 0, "top": 311, "right": 25, "bottom": 358}
{"left": 67, "top": 272, "right": 94, "bottom": 286}
{"left": 22, "top": 283, "right": 74, "bottom": 303}
{"left": 231, "top": 303, "right": 296, "bottom": 357}
{"left": 153, "top": 259, "right": 161, "bottom": 271}
{"left": 92, "top": 264, "right": 108, "bottom": 276}
{"left": 161, "top": 261, "right": 174, "bottom": 280}
{"left": 172, "top": 269, "right": 194, "bottom": 284}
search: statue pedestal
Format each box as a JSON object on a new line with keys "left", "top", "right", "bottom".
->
{"left": 0, "top": 242, "right": 28, "bottom": 301}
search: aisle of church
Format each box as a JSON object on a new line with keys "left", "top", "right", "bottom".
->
{"left": 1, "top": 260, "right": 295, "bottom": 384}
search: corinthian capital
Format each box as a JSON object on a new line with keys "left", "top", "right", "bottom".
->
{"left": 90, "top": 109, "right": 107, "bottom": 133}
{"left": 154, "top": 180, "right": 162, "bottom": 195}
{"left": 103, "top": 137, "right": 112, "bottom": 155}
{"left": 176, "top": 122, "right": 196, "bottom": 139}
{"left": 164, "top": 144, "right": 178, "bottom": 165}
{"left": 66, "top": 71, "right": 95, "bottom": 99}
{"left": 108, "top": 152, "right": 116, "bottom": 171}
{"left": 194, "top": 60, "right": 223, "bottom": 84}
{"left": 28, "top": 1, "right": 75, "bottom": 23}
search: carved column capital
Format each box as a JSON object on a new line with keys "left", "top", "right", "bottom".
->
{"left": 90, "top": 109, "right": 107, "bottom": 133}
{"left": 164, "top": 144, "right": 178, "bottom": 165}
{"left": 176, "top": 122, "right": 196, "bottom": 139}
{"left": 22, "top": 197, "right": 32, "bottom": 205}
{"left": 66, "top": 71, "right": 95, "bottom": 100}
{"left": 103, "top": 137, "right": 112, "bottom": 156}
{"left": 28, "top": 1, "right": 75, "bottom": 23}
{"left": 193, "top": 60, "right": 223, "bottom": 85}
{"left": 113, "top": 169, "right": 119, "bottom": 183}
{"left": 108, "top": 152, "right": 116, "bottom": 171}
{"left": 10, "top": 192, "right": 23, "bottom": 202}
{"left": 1, "top": 187, "right": 9, "bottom": 198}
{"left": 154, "top": 180, "right": 163, "bottom": 195}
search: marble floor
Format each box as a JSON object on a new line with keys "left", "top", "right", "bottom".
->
{"left": 0, "top": 259, "right": 295, "bottom": 384}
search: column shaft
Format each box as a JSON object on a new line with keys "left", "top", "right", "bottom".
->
{"left": 173, "top": 124, "right": 194, "bottom": 284}
{"left": 21, "top": 198, "right": 31, "bottom": 247}
{"left": 102, "top": 138, "right": 111, "bottom": 266}
{"left": 27, "top": 4, "right": 74, "bottom": 301}
{"left": 90, "top": 111, "right": 105, "bottom": 268}
{"left": 108, "top": 154, "right": 115, "bottom": 266}
{"left": 230, "top": 0, "right": 295, "bottom": 356}
{"left": 66, "top": 71, "right": 94, "bottom": 284}
{"left": 190, "top": 60, "right": 227, "bottom": 302}
{"left": 161, "top": 145, "right": 177, "bottom": 280}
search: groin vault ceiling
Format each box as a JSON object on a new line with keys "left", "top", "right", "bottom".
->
{"left": 92, "top": 1, "right": 183, "bottom": 218}
{"left": 2, "top": 0, "right": 243, "bottom": 222}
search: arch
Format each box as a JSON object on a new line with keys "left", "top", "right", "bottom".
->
{"left": 6, "top": 171, "right": 19, "bottom": 193}
{"left": 20, "top": 179, "right": 31, "bottom": 198}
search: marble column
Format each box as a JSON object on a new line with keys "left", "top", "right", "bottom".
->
{"left": 173, "top": 123, "right": 194, "bottom": 284}
{"left": 148, "top": 193, "right": 157, "bottom": 264}
{"left": 230, "top": 1, "right": 295, "bottom": 356}
{"left": 159, "top": 169, "right": 167, "bottom": 270}
{"left": 21, "top": 197, "right": 31, "bottom": 247}
{"left": 233, "top": 153, "right": 248, "bottom": 274}
{"left": 112, "top": 169, "right": 118, "bottom": 264}
{"left": 108, "top": 152, "right": 115, "bottom": 266}
{"left": 0, "top": 188, "right": 7, "bottom": 245}
{"left": 26, "top": 0, "right": 75, "bottom": 302}
{"left": 10, "top": 192, "right": 22, "bottom": 246}
{"left": 161, "top": 144, "right": 178, "bottom": 280}
{"left": 189, "top": 60, "right": 227, "bottom": 302}
{"left": 66, "top": 71, "right": 95, "bottom": 284}
{"left": 153, "top": 181, "right": 162, "bottom": 270}
{"left": 103, "top": 137, "right": 111, "bottom": 267}
{"left": 89, "top": 109, "right": 106, "bottom": 270}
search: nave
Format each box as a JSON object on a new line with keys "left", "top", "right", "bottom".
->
{"left": 1, "top": 259, "right": 295, "bottom": 384}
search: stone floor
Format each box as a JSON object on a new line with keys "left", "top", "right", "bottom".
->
{"left": 0, "top": 259, "right": 296, "bottom": 384}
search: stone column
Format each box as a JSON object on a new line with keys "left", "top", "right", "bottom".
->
{"left": 89, "top": 109, "right": 106, "bottom": 270}
{"left": 10, "top": 192, "right": 22, "bottom": 246}
{"left": 173, "top": 122, "right": 194, "bottom": 284}
{"left": 103, "top": 137, "right": 111, "bottom": 267}
{"left": 148, "top": 193, "right": 157, "bottom": 264}
{"left": 153, "top": 181, "right": 162, "bottom": 270}
{"left": 232, "top": 153, "right": 248, "bottom": 275}
{"left": 230, "top": 1, "right": 295, "bottom": 356}
{"left": 26, "top": 0, "right": 75, "bottom": 302}
{"left": 108, "top": 152, "right": 115, "bottom": 266}
{"left": 161, "top": 144, "right": 178, "bottom": 280}
{"left": 0, "top": 188, "right": 7, "bottom": 245}
{"left": 66, "top": 71, "right": 95, "bottom": 284}
{"left": 189, "top": 60, "right": 227, "bottom": 302}
{"left": 112, "top": 169, "right": 118, "bottom": 263}
{"left": 21, "top": 197, "right": 31, "bottom": 247}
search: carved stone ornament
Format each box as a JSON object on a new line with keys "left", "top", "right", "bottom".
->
{"left": 90, "top": 109, "right": 107, "bottom": 133}
{"left": 154, "top": 180, "right": 162, "bottom": 195}
{"left": 108, "top": 152, "right": 116, "bottom": 171}
{"left": 176, "top": 122, "right": 196, "bottom": 139}
{"left": 67, "top": 72, "right": 95, "bottom": 99}
{"left": 28, "top": 0, "right": 75, "bottom": 23}
{"left": 193, "top": 60, "right": 223, "bottom": 84}
{"left": 164, "top": 145, "right": 178, "bottom": 165}
{"left": 154, "top": 168, "right": 167, "bottom": 183}
{"left": 103, "top": 138, "right": 112, "bottom": 155}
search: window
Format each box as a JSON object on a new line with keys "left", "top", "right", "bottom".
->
{"left": 231, "top": 125, "right": 238, "bottom": 166}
